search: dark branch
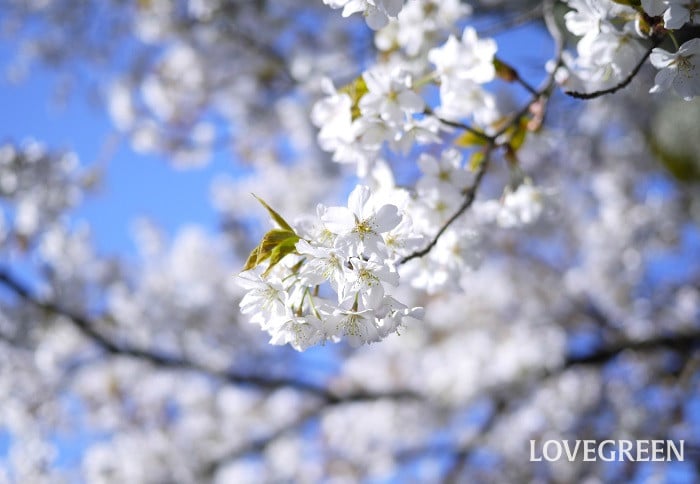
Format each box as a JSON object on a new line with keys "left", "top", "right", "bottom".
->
{"left": 565, "top": 40, "right": 660, "bottom": 100}
{"left": 402, "top": 0, "right": 566, "bottom": 265}
{"left": 564, "top": 330, "right": 700, "bottom": 368}
{"left": 0, "top": 268, "right": 421, "bottom": 404}
{"left": 401, "top": 328, "right": 700, "bottom": 481}
{"left": 399, "top": 146, "right": 492, "bottom": 265}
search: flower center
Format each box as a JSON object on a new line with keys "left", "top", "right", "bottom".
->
{"left": 676, "top": 55, "right": 694, "bottom": 78}
{"left": 355, "top": 219, "right": 375, "bottom": 239}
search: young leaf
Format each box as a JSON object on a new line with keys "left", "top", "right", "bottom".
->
{"left": 242, "top": 246, "right": 261, "bottom": 272}
{"left": 242, "top": 229, "right": 300, "bottom": 275}
{"left": 262, "top": 235, "right": 300, "bottom": 277}
{"left": 455, "top": 130, "right": 489, "bottom": 148}
{"left": 469, "top": 151, "right": 486, "bottom": 171}
{"left": 252, "top": 194, "right": 294, "bottom": 232}
{"left": 509, "top": 117, "right": 529, "bottom": 151}
{"left": 339, "top": 76, "right": 368, "bottom": 121}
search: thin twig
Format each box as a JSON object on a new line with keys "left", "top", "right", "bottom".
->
{"left": 401, "top": 0, "right": 566, "bottom": 265}
{"left": 565, "top": 40, "right": 660, "bottom": 100}
{"left": 400, "top": 145, "right": 493, "bottom": 265}
{"left": 425, "top": 107, "right": 492, "bottom": 142}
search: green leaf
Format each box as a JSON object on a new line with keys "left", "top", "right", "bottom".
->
{"left": 242, "top": 229, "right": 300, "bottom": 275}
{"left": 241, "top": 196, "right": 302, "bottom": 275}
{"left": 252, "top": 194, "right": 294, "bottom": 231}
{"left": 469, "top": 151, "right": 486, "bottom": 171}
{"left": 509, "top": 117, "right": 529, "bottom": 151}
{"left": 262, "top": 235, "right": 300, "bottom": 277}
{"left": 339, "top": 76, "right": 368, "bottom": 121}
{"left": 455, "top": 130, "right": 488, "bottom": 148}
{"left": 242, "top": 245, "right": 261, "bottom": 272}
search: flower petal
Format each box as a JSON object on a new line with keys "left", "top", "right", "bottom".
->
{"left": 322, "top": 206, "right": 356, "bottom": 234}
{"left": 373, "top": 204, "right": 401, "bottom": 232}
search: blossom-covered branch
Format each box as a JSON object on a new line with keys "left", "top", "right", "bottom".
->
{"left": 0, "top": 268, "right": 422, "bottom": 404}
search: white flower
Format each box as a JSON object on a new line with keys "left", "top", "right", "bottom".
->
{"left": 564, "top": 0, "right": 619, "bottom": 45}
{"left": 359, "top": 67, "right": 424, "bottom": 125}
{"left": 328, "top": 307, "right": 380, "bottom": 346}
{"left": 417, "top": 149, "right": 471, "bottom": 195}
{"left": 664, "top": 0, "right": 700, "bottom": 29}
{"left": 497, "top": 183, "right": 550, "bottom": 228}
{"left": 392, "top": 116, "right": 442, "bottom": 154}
{"left": 650, "top": 38, "right": 700, "bottom": 100}
{"left": 382, "top": 214, "right": 424, "bottom": 258}
{"left": 324, "top": 0, "right": 404, "bottom": 30}
{"left": 343, "top": 255, "right": 399, "bottom": 310}
{"left": 270, "top": 314, "right": 333, "bottom": 351}
{"left": 311, "top": 79, "right": 354, "bottom": 154}
{"left": 435, "top": 77, "right": 498, "bottom": 125}
{"left": 434, "top": 226, "right": 481, "bottom": 273}
{"left": 377, "top": 0, "right": 471, "bottom": 56}
{"left": 411, "top": 185, "right": 463, "bottom": 233}
{"left": 374, "top": 296, "right": 424, "bottom": 337}
{"left": 238, "top": 271, "right": 289, "bottom": 329}
{"left": 428, "top": 27, "right": 497, "bottom": 84}
{"left": 296, "top": 239, "right": 346, "bottom": 290}
{"left": 322, "top": 185, "right": 401, "bottom": 256}
{"left": 311, "top": 81, "right": 385, "bottom": 176}
{"left": 401, "top": 256, "right": 451, "bottom": 293}
{"left": 570, "top": 29, "right": 647, "bottom": 89}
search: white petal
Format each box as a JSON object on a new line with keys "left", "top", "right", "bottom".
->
{"left": 652, "top": 67, "right": 676, "bottom": 92}
{"left": 650, "top": 48, "right": 675, "bottom": 69}
{"left": 348, "top": 185, "right": 372, "bottom": 216}
{"left": 673, "top": 71, "right": 700, "bottom": 100}
{"left": 418, "top": 154, "right": 440, "bottom": 175}
{"left": 642, "top": 0, "right": 667, "bottom": 16}
{"left": 679, "top": 38, "right": 700, "bottom": 56}
{"left": 373, "top": 204, "right": 401, "bottom": 232}
{"left": 365, "top": 8, "right": 389, "bottom": 30}
{"left": 322, "top": 207, "right": 356, "bottom": 234}
{"left": 397, "top": 90, "right": 425, "bottom": 113}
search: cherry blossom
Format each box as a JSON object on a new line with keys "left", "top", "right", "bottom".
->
{"left": 650, "top": 38, "right": 700, "bottom": 100}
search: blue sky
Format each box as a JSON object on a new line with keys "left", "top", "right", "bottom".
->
{"left": 0, "top": 48, "right": 230, "bottom": 258}
{"left": 0, "top": 17, "right": 556, "bottom": 260}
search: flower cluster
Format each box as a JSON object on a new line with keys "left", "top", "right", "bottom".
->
{"left": 311, "top": 69, "right": 437, "bottom": 177}
{"left": 0, "top": 140, "right": 85, "bottom": 243}
{"left": 323, "top": 0, "right": 404, "bottom": 29}
{"left": 428, "top": 27, "right": 498, "bottom": 124}
{"left": 258, "top": 9, "right": 558, "bottom": 346}
{"left": 311, "top": 24, "right": 499, "bottom": 178}
{"left": 561, "top": 0, "right": 700, "bottom": 100}
{"left": 239, "top": 186, "right": 424, "bottom": 350}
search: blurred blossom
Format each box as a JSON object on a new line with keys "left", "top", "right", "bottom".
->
{"left": 0, "top": 0, "right": 698, "bottom": 482}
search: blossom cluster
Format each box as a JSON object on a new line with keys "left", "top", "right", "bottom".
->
{"left": 311, "top": 22, "right": 498, "bottom": 178}
{"left": 239, "top": 1, "right": 560, "bottom": 350}
{"left": 0, "top": 140, "right": 85, "bottom": 243}
{"left": 561, "top": 0, "right": 700, "bottom": 100}
{"left": 241, "top": 0, "right": 700, "bottom": 351}
{"left": 239, "top": 185, "right": 424, "bottom": 350}
{"left": 323, "top": 0, "right": 404, "bottom": 30}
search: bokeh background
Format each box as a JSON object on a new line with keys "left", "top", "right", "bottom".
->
{"left": 1, "top": 0, "right": 699, "bottom": 482}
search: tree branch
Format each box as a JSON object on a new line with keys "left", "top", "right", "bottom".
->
{"left": 401, "top": 0, "right": 566, "bottom": 265}
{"left": 402, "top": 328, "right": 700, "bottom": 481}
{"left": 0, "top": 268, "right": 422, "bottom": 404}
{"left": 565, "top": 40, "right": 660, "bottom": 100}
{"left": 399, "top": 145, "right": 493, "bottom": 265}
